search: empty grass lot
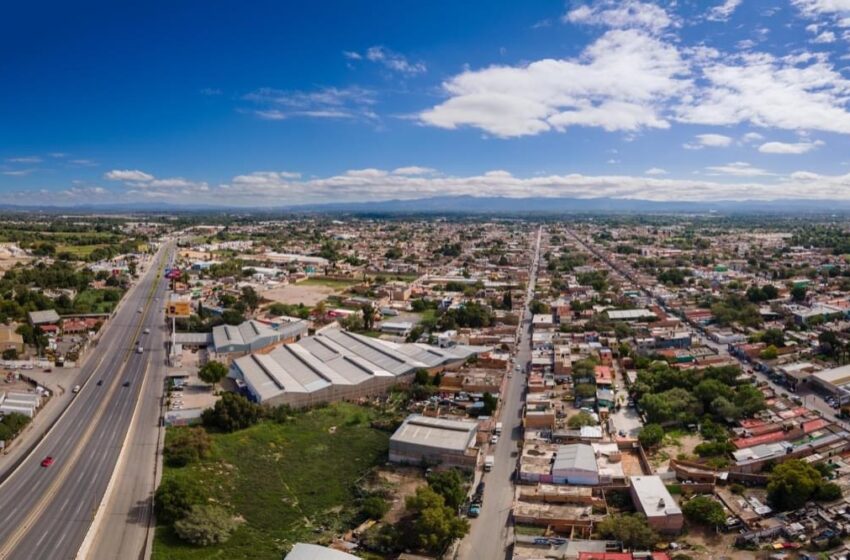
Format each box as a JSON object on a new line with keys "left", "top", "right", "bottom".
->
{"left": 152, "top": 403, "right": 390, "bottom": 560}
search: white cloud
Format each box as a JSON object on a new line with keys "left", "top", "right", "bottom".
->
{"left": 676, "top": 51, "right": 850, "bottom": 134}
{"left": 392, "top": 166, "right": 435, "bottom": 175}
{"left": 564, "top": 1, "right": 673, "bottom": 33}
{"left": 793, "top": 0, "right": 850, "bottom": 16}
{"left": 813, "top": 31, "right": 837, "bottom": 42}
{"left": 342, "top": 51, "right": 362, "bottom": 60}
{"left": 6, "top": 156, "right": 42, "bottom": 164}
{"left": 741, "top": 132, "right": 765, "bottom": 143}
{"left": 645, "top": 167, "right": 668, "bottom": 175}
{"left": 707, "top": 0, "right": 743, "bottom": 21}
{"left": 684, "top": 133, "right": 734, "bottom": 149}
{"left": 758, "top": 140, "right": 825, "bottom": 154}
{"left": 2, "top": 169, "right": 36, "bottom": 176}
{"left": 243, "top": 86, "right": 378, "bottom": 122}
{"left": 364, "top": 46, "right": 426, "bottom": 75}
{"left": 705, "top": 161, "right": 773, "bottom": 176}
{"left": 104, "top": 169, "right": 154, "bottom": 182}
{"left": 420, "top": 29, "right": 688, "bottom": 137}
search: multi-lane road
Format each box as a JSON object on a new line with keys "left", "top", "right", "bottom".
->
{"left": 458, "top": 226, "right": 542, "bottom": 560}
{"left": 0, "top": 242, "right": 171, "bottom": 560}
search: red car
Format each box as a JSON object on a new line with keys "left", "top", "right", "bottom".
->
{"left": 41, "top": 456, "right": 54, "bottom": 468}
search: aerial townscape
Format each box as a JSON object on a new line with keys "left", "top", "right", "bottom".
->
{"left": 7, "top": 1, "right": 850, "bottom": 560}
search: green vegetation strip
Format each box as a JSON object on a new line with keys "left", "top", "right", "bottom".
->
{"left": 153, "top": 403, "right": 389, "bottom": 560}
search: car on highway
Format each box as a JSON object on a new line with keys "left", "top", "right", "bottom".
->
{"left": 136, "top": 345, "right": 144, "bottom": 354}
{"left": 41, "top": 456, "right": 54, "bottom": 468}
{"left": 137, "top": 307, "right": 143, "bottom": 313}
{"left": 72, "top": 385, "right": 80, "bottom": 394}
{"left": 122, "top": 380, "right": 130, "bottom": 387}
{"left": 96, "top": 379, "right": 103, "bottom": 386}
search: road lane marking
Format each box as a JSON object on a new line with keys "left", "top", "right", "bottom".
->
{"left": 0, "top": 251, "right": 169, "bottom": 559}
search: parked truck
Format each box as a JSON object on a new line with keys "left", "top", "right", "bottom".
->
{"left": 484, "top": 455, "right": 495, "bottom": 472}
{"left": 494, "top": 422, "right": 503, "bottom": 435}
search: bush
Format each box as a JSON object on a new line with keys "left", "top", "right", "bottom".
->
{"left": 361, "top": 495, "right": 390, "bottom": 520}
{"left": 567, "top": 411, "right": 598, "bottom": 428}
{"left": 155, "top": 478, "right": 201, "bottom": 526}
{"left": 596, "top": 513, "right": 658, "bottom": 550}
{"left": 164, "top": 427, "right": 212, "bottom": 467}
{"left": 202, "top": 392, "right": 263, "bottom": 433}
{"left": 174, "top": 504, "right": 237, "bottom": 546}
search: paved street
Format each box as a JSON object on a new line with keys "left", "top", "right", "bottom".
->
{"left": 457, "top": 226, "right": 542, "bottom": 560}
{"left": 0, "top": 242, "right": 172, "bottom": 560}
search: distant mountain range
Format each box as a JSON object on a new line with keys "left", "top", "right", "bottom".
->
{"left": 5, "top": 196, "right": 850, "bottom": 215}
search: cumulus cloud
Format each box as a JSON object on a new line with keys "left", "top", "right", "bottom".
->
{"left": 419, "top": 29, "right": 687, "bottom": 137}
{"left": 645, "top": 167, "right": 668, "bottom": 175}
{"left": 707, "top": 0, "right": 743, "bottom": 21}
{"left": 564, "top": 1, "right": 674, "bottom": 33}
{"left": 684, "top": 133, "right": 734, "bottom": 149}
{"left": 793, "top": 0, "right": 850, "bottom": 16}
{"left": 758, "top": 140, "right": 825, "bottom": 154}
{"left": 104, "top": 169, "right": 154, "bottom": 182}
{"left": 392, "top": 166, "right": 436, "bottom": 175}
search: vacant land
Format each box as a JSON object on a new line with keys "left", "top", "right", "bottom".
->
{"left": 152, "top": 403, "right": 390, "bottom": 560}
{"left": 262, "top": 283, "right": 342, "bottom": 307}
{"left": 56, "top": 244, "right": 108, "bottom": 257}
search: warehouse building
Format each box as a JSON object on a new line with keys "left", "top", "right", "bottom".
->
{"left": 389, "top": 414, "right": 479, "bottom": 470}
{"left": 552, "top": 444, "right": 600, "bottom": 485}
{"left": 229, "top": 327, "right": 482, "bottom": 408}
{"left": 629, "top": 475, "right": 683, "bottom": 533}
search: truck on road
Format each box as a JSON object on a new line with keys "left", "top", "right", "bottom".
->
{"left": 484, "top": 455, "right": 495, "bottom": 472}
{"left": 494, "top": 422, "right": 503, "bottom": 435}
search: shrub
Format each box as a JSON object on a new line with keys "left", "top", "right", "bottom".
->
{"left": 174, "top": 505, "right": 238, "bottom": 546}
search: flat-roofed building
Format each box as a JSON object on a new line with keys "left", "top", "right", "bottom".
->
{"left": 629, "top": 475, "right": 683, "bottom": 533}
{"left": 389, "top": 414, "right": 479, "bottom": 470}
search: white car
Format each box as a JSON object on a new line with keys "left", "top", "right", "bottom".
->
{"left": 490, "top": 435, "right": 499, "bottom": 444}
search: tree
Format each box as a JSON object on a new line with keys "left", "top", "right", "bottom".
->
{"left": 575, "top": 383, "right": 597, "bottom": 399}
{"left": 361, "top": 303, "right": 375, "bottom": 331}
{"left": 762, "top": 328, "right": 785, "bottom": 348}
{"left": 403, "top": 486, "right": 469, "bottom": 554}
{"left": 790, "top": 285, "right": 807, "bottom": 302}
{"left": 221, "top": 308, "right": 244, "bottom": 325}
{"left": 638, "top": 424, "right": 664, "bottom": 448}
{"left": 202, "top": 392, "right": 263, "bottom": 432}
{"left": 427, "top": 469, "right": 467, "bottom": 510}
{"left": 596, "top": 514, "right": 658, "bottom": 550}
{"left": 164, "top": 427, "right": 212, "bottom": 467}
{"left": 155, "top": 478, "right": 200, "bottom": 526}
{"left": 173, "top": 505, "right": 237, "bottom": 546}
{"left": 362, "top": 495, "right": 390, "bottom": 520}
{"left": 682, "top": 495, "right": 726, "bottom": 527}
{"left": 198, "top": 360, "right": 228, "bottom": 388}
{"left": 480, "top": 392, "right": 498, "bottom": 416}
{"left": 568, "top": 411, "right": 598, "bottom": 429}
{"left": 239, "top": 286, "right": 260, "bottom": 311}
{"left": 1, "top": 348, "right": 18, "bottom": 360}
{"left": 816, "top": 481, "right": 842, "bottom": 502}
{"left": 767, "top": 459, "right": 822, "bottom": 510}
{"left": 759, "top": 345, "right": 778, "bottom": 360}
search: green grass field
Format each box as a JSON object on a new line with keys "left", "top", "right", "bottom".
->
{"left": 56, "top": 244, "right": 108, "bottom": 257}
{"left": 152, "top": 403, "right": 390, "bottom": 560}
{"left": 73, "top": 288, "right": 122, "bottom": 313}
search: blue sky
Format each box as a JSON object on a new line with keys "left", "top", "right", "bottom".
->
{"left": 3, "top": 0, "right": 850, "bottom": 206}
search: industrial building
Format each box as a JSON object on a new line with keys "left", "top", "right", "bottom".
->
{"left": 389, "top": 414, "right": 480, "bottom": 471}
{"left": 551, "top": 444, "right": 600, "bottom": 485}
{"left": 228, "top": 327, "right": 482, "bottom": 408}
{"left": 629, "top": 476, "right": 683, "bottom": 533}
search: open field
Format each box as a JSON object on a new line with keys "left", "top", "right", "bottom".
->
{"left": 262, "top": 283, "right": 344, "bottom": 306}
{"left": 57, "top": 244, "right": 108, "bottom": 257}
{"left": 300, "top": 277, "right": 359, "bottom": 289}
{"left": 152, "top": 403, "right": 390, "bottom": 560}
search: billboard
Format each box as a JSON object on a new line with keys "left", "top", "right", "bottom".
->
{"left": 165, "top": 301, "right": 192, "bottom": 318}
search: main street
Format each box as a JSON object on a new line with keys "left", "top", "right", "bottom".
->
{"left": 458, "top": 226, "right": 542, "bottom": 560}
{"left": 0, "top": 241, "right": 172, "bottom": 560}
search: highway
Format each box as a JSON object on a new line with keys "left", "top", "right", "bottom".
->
{"left": 0, "top": 242, "right": 172, "bottom": 560}
{"left": 458, "top": 225, "right": 542, "bottom": 560}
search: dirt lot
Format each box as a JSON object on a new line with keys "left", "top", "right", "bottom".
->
{"left": 261, "top": 283, "right": 341, "bottom": 306}
{"left": 0, "top": 244, "right": 30, "bottom": 273}
{"left": 370, "top": 466, "right": 426, "bottom": 524}
{"left": 675, "top": 526, "right": 771, "bottom": 559}
{"left": 650, "top": 430, "right": 703, "bottom": 473}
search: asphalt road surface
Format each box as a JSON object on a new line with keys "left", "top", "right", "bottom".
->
{"left": 458, "top": 226, "right": 542, "bottom": 560}
{"left": 0, "top": 243, "right": 172, "bottom": 560}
